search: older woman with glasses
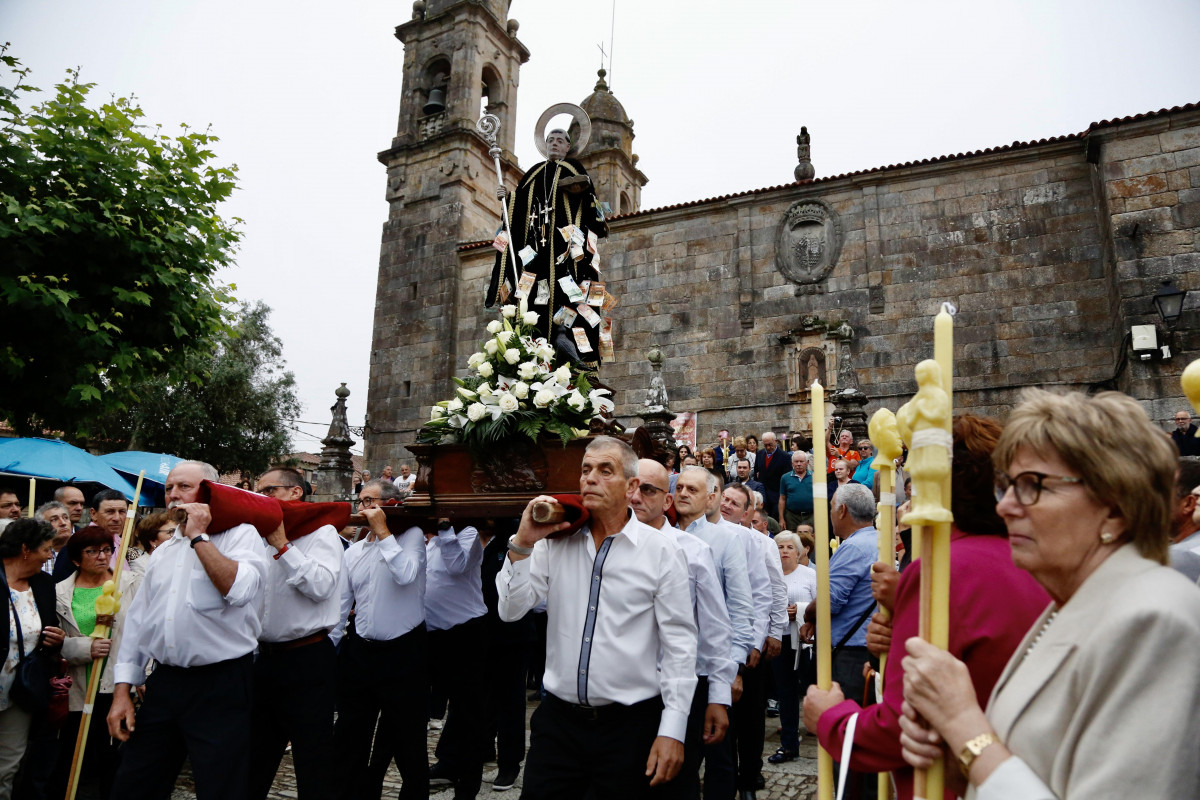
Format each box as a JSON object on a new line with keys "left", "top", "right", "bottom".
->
{"left": 899, "top": 390, "right": 1200, "bottom": 799}
{"left": 49, "top": 526, "right": 136, "bottom": 798}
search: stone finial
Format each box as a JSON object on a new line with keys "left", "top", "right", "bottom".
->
{"left": 412, "top": 0, "right": 426, "bottom": 19}
{"left": 794, "top": 126, "right": 815, "bottom": 182}
{"left": 314, "top": 384, "right": 356, "bottom": 503}
{"left": 506, "top": 18, "right": 519, "bottom": 36}
{"left": 645, "top": 346, "right": 669, "bottom": 414}
{"left": 594, "top": 68, "right": 609, "bottom": 92}
{"left": 640, "top": 347, "right": 677, "bottom": 463}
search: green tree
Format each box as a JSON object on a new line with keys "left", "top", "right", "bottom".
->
{"left": 95, "top": 302, "right": 301, "bottom": 477}
{"left": 0, "top": 48, "right": 240, "bottom": 437}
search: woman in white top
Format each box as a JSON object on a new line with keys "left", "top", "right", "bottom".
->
{"left": 0, "top": 518, "right": 65, "bottom": 799}
{"left": 768, "top": 531, "right": 818, "bottom": 763}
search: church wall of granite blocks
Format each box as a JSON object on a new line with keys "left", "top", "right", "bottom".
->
{"left": 373, "top": 106, "right": 1200, "bottom": 460}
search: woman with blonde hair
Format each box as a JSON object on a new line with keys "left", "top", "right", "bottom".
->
{"left": 899, "top": 390, "right": 1200, "bottom": 798}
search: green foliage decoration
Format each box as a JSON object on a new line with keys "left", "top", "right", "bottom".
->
{"left": 0, "top": 47, "right": 241, "bottom": 437}
{"left": 91, "top": 302, "right": 301, "bottom": 477}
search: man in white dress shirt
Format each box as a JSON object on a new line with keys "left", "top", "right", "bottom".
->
{"left": 107, "top": 460, "right": 270, "bottom": 800}
{"left": 330, "top": 480, "right": 428, "bottom": 799}
{"left": 497, "top": 436, "right": 697, "bottom": 798}
{"left": 717, "top": 482, "right": 787, "bottom": 799}
{"left": 424, "top": 519, "right": 489, "bottom": 799}
{"left": 633, "top": 459, "right": 735, "bottom": 800}
{"left": 249, "top": 467, "right": 344, "bottom": 800}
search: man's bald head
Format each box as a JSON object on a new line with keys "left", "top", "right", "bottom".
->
{"left": 631, "top": 458, "right": 672, "bottom": 528}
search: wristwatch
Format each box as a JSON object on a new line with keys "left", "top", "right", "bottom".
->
{"left": 189, "top": 533, "right": 212, "bottom": 549}
{"left": 507, "top": 534, "right": 534, "bottom": 556}
{"left": 957, "top": 732, "right": 999, "bottom": 777}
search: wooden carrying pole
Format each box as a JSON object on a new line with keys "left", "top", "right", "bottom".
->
{"left": 65, "top": 471, "right": 144, "bottom": 800}
{"left": 913, "top": 305, "right": 954, "bottom": 800}
{"left": 27, "top": 478, "right": 35, "bottom": 518}
{"left": 811, "top": 380, "right": 833, "bottom": 800}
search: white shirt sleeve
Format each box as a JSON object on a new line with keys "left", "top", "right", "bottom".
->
{"left": 763, "top": 537, "right": 789, "bottom": 640}
{"left": 330, "top": 551, "right": 355, "bottom": 648}
{"left": 112, "top": 575, "right": 152, "bottom": 686}
{"left": 743, "top": 530, "right": 771, "bottom": 650}
{"left": 654, "top": 544, "right": 699, "bottom": 742}
{"left": 220, "top": 525, "right": 269, "bottom": 608}
{"left": 692, "top": 547, "right": 735, "bottom": 706}
{"left": 276, "top": 528, "right": 342, "bottom": 602}
{"left": 497, "top": 542, "right": 548, "bottom": 622}
{"left": 975, "top": 756, "right": 1057, "bottom": 800}
{"left": 719, "top": 534, "right": 757, "bottom": 665}
{"left": 437, "top": 525, "right": 477, "bottom": 576}
{"left": 378, "top": 528, "right": 423, "bottom": 586}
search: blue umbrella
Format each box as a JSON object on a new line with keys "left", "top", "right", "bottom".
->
{"left": 99, "top": 451, "right": 182, "bottom": 507}
{"left": 0, "top": 438, "right": 150, "bottom": 506}
{"left": 98, "top": 451, "right": 182, "bottom": 485}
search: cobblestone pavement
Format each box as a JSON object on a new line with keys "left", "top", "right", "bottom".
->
{"left": 171, "top": 702, "right": 822, "bottom": 799}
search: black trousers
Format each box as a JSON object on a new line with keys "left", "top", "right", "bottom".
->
{"left": 109, "top": 653, "right": 254, "bottom": 800}
{"left": 832, "top": 646, "right": 878, "bottom": 800}
{"left": 334, "top": 626, "right": 428, "bottom": 800}
{"left": 729, "top": 660, "right": 767, "bottom": 791}
{"left": 483, "top": 619, "right": 532, "bottom": 771}
{"left": 658, "top": 676, "right": 708, "bottom": 800}
{"left": 427, "top": 616, "right": 489, "bottom": 797}
{"left": 521, "top": 693, "right": 662, "bottom": 800}
{"left": 45, "top": 693, "right": 118, "bottom": 800}
{"left": 247, "top": 637, "right": 337, "bottom": 800}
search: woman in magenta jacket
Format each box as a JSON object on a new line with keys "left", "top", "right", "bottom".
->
{"left": 803, "top": 414, "right": 1050, "bottom": 800}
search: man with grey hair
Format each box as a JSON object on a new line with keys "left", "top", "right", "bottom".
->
{"left": 108, "top": 459, "right": 269, "bottom": 799}
{"left": 498, "top": 436, "right": 696, "bottom": 797}
{"left": 34, "top": 501, "right": 72, "bottom": 576}
{"left": 800, "top": 482, "right": 879, "bottom": 797}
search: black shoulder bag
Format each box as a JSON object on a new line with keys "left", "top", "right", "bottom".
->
{"left": 7, "top": 589, "right": 52, "bottom": 713}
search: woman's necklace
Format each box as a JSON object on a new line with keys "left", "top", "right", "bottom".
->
{"left": 1024, "top": 609, "right": 1059, "bottom": 658}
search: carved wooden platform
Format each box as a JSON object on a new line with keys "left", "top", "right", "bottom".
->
{"left": 369, "top": 437, "right": 591, "bottom": 532}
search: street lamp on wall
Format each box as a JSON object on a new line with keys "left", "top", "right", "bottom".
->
{"left": 1153, "top": 280, "right": 1187, "bottom": 327}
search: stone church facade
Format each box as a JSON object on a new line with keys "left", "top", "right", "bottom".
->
{"left": 365, "top": 0, "right": 1200, "bottom": 465}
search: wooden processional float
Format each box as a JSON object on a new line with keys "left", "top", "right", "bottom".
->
{"left": 813, "top": 303, "right": 956, "bottom": 800}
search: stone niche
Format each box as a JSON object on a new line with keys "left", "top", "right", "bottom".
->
{"left": 779, "top": 316, "right": 855, "bottom": 438}
{"left": 774, "top": 197, "right": 843, "bottom": 291}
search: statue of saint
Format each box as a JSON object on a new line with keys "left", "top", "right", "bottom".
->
{"left": 487, "top": 127, "right": 608, "bottom": 371}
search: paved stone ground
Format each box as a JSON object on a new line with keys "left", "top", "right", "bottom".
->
{"left": 169, "top": 702, "right": 821, "bottom": 799}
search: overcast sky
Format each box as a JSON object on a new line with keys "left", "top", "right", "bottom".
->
{"left": 6, "top": 0, "right": 1200, "bottom": 455}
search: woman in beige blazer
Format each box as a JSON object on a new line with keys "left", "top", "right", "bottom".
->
{"left": 898, "top": 389, "right": 1200, "bottom": 799}
{"left": 48, "top": 526, "right": 136, "bottom": 799}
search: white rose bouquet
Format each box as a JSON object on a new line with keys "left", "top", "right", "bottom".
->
{"left": 418, "top": 303, "right": 614, "bottom": 449}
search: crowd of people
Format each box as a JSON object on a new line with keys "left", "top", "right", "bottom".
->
{"left": 0, "top": 399, "right": 1196, "bottom": 800}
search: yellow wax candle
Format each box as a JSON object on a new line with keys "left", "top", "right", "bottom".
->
{"left": 27, "top": 478, "right": 35, "bottom": 518}
{"left": 927, "top": 304, "right": 957, "bottom": 800}
{"left": 811, "top": 380, "right": 833, "bottom": 800}
{"left": 931, "top": 304, "right": 955, "bottom": 651}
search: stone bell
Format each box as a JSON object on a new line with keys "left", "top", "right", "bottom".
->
{"left": 423, "top": 87, "right": 446, "bottom": 115}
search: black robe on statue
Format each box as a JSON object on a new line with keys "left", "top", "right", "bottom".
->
{"left": 486, "top": 157, "right": 608, "bottom": 369}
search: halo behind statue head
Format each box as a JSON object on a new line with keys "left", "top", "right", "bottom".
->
{"left": 535, "top": 103, "right": 591, "bottom": 159}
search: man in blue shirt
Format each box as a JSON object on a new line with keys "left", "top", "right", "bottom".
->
{"left": 777, "top": 452, "right": 814, "bottom": 531}
{"left": 800, "top": 483, "right": 878, "bottom": 798}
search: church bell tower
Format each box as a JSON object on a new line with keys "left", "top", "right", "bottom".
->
{"left": 365, "top": 0, "right": 530, "bottom": 464}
